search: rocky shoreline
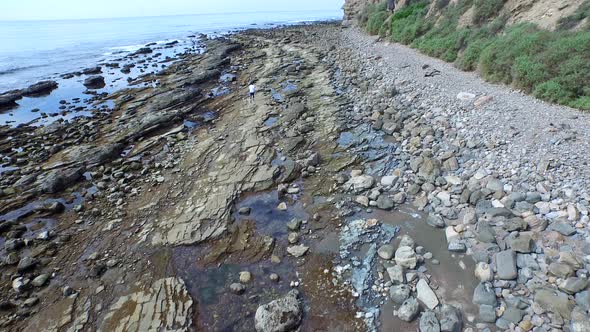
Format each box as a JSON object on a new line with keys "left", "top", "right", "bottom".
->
{"left": 0, "top": 21, "right": 589, "bottom": 332}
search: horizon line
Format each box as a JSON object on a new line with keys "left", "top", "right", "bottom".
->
{"left": 0, "top": 9, "right": 344, "bottom": 23}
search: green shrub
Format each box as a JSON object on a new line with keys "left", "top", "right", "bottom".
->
{"left": 534, "top": 80, "right": 572, "bottom": 103}
{"left": 512, "top": 56, "right": 550, "bottom": 91}
{"left": 367, "top": 11, "right": 390, "bottom": 35}
{"left": 457, "top": 37, "right": 492, "bottom": 70}
{"left": 473, "top": 0, "right": 505, "bottom": 25}
{"left": 435, "top": 0, "right": 450, "bottom": 10}
{"left": 479, "top": 24, "right": 549, "bottom": 84}
{"left": 569, "top": 96, "right": 590, "bottom": 110}
{"left": 360, "top": 1, "right": 390, "bottom": 35}
{"left": 389, "top": 2, "right": 430, "bottom": 43}
{"left": 414, "top": 28, "right": 470, "bottom": 62}
{"left": 358, "top": 1, "right": 387, "bottom": 26}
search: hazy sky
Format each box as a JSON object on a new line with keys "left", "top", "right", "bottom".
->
{"left": 0, "top": 0, "right": 345, "bottom": 21}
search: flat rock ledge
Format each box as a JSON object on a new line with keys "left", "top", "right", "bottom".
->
{"left": 99, "top": 277, "right": 193, "bottom": 331}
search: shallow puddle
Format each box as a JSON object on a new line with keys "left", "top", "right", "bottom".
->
{"left": 263, "top": 116, "right": 278, "bottom": 127}
{"left": 363, "top": 207, "right": 479, "bottom": 330}
{"left": 171, "top": 248, "right": 297, "bottom": 331}
{"left": 233, "top": 190, "right": 308, "bottom": 238}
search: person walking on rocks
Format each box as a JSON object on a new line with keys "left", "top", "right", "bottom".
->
{"left": 248, "top": 82, "right": 256, "bottom": 103}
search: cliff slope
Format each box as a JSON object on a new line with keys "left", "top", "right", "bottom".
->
{"left": 345, "top": 0, "right": 590, "bottom": 109}
{"left": 345, "top": 0, "right": 588, "bottom": 31}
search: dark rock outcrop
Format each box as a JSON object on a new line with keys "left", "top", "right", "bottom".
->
{"left": 22, "top": 81, "right": 58, "bottom": 96}
{"left": 83, "top": 76, "right": 106, "bottom": 89}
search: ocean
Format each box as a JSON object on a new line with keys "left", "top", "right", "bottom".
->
{"left": 0, "top": 10, "right": 341, "bottom": 126}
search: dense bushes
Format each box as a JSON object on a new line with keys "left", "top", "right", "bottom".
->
{"left": 357, "top": 0, "right": 590, "bottom": 109}
{"left": 389, "top": 2, "right": 430, "bottom": 43}
{"left": 367, "top": 11, "right": 390, "bottom": 35}
{"left": 360, "top": 1, "right": 390, "bottom": 35}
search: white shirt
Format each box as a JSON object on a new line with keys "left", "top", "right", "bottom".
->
{"left": 249, "top": 84, "right": 256, "bottom": 93}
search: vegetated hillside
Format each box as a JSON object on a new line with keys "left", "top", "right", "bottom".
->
{"left": 347, "top": 0, "right": 590, "bottom": 109}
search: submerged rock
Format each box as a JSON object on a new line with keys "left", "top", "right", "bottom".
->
{"left": 287, "top": 245, "right": 309, "bottom": 257}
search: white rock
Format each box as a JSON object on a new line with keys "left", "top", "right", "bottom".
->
{"left": 491, "top": 199, "right": 504, "bottom": 208}
{"left": 444, "top": 176, "right": 462, "bottom": 185}
{"left": 445, "top": 226, "right": 460, "bottom": 243}
{"left": 395, "top": 246, "right": 417, "bottom": 269}
{"left": 535, "top": 202, "right": 551, "bottom": 214}
{"left": 457, "top": 92, "right": 476, "bottom": 101}
{"left": 387, "top": 265, "right": 405, "bottom": 284}
{"left": 416, "top": 279, "right": 439, "bottom": 309}
{"left": 474, "top": 262, "right": 493, "bottom": 282}
{"left": 287, "top": 245, "right": 309, "bottom": 257}
{"left": 568, "top": 205, "right": 579, "bottom": 221}
{"left": 381, "top": 175, "right": 398, "bottom": 187}
{"left": 346, "top": 175, "right": 375, "bottom": 192}
{"left": 350, "top": 170, "right": 363, "bottom": 177}
{"left": 355, "top": 196, "right": 369, "bottom": 207}
{"left": 437, "top": 191, "right": 452, "bottom": 206}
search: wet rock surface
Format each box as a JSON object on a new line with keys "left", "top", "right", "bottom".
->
{"left": 0, "top": 22, "right": 589, "bottom": 332}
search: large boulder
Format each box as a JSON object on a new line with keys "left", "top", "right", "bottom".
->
{"left": 397, "top": 297, "right": 419, "bottom": 322}
{"left": 255, "top": 289, "right": 302, "bottom": 332}
{"left": 395, "top": 246, "right": 417, "bottom": 269}
{"left": 84, "top": 75, "right": 106, "bottom": 89}
{"left": 534, "top": 288, "right": 574, "bottom": 319}
{"left": 38, "top": 167, "right": 84, "bottom": 194}
{"left": 439, "top": 304, "right": 462, "bottom": 332}
{"left": 133, "top": 47, "right": 153, "bottom": 55}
